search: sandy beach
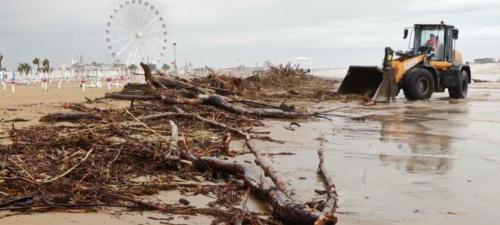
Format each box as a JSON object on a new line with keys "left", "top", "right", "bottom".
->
{"left": 1, "top": 67, "right": 500, "bottom": 224}
{"left": 0, "top": 82, "right": 128, "bottom": 133}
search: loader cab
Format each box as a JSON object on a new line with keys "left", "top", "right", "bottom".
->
{"left": 407, "top": 24, "right": 458, "bottom": 62}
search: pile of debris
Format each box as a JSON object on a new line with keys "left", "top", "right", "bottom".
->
{"left": 0, "top": 63, "right": 339, "bottom": 225}
{"left": 189, "top": 62, "right": 341, "bottom": 102}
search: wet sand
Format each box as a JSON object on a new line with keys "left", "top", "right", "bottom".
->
{"left": 249, "top": 82, "right": 500, "bottom": 225}
{"left": 2, "top": 79, "right": 500, "bottom": 224}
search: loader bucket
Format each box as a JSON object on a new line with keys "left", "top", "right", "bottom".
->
{"left": 337, "top": 66, "right": 397, "bottom": 102}
{"left": 338, "top": 66, "right": 384, "bottom": 97}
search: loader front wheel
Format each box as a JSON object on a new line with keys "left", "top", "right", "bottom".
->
{"left": 449, "top": 70, "right": 468, "bottom": 99}
{"left": 403, "top": 69, "right": 434, "bottom": 101}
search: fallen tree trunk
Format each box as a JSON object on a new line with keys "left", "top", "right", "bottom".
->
{"left": 231, "top": 99, "right": 285, "bottom": 110}
{"left": 201, "top": 94, "right": 306, "bottom": 119}
{"left": 40, "top": 113, "right": 102, "bottom": 123}
{"left": 141, "top": 63, "right": 210, "bottom": 94}
{"left": 109, "top": 92, "right": 308, "bottom": 119}
{"left": 164, "top": 68, "right": 239, "bottom": 96}
{"left": 244, "top": 138, "right": 291, "bottom": 196}
{"left": 186, "top": 154, "right": 327, "bottom": 225}
{"left": 167, "top": 121, "right": 335, "bottom": 225}
{"left": 161, "top": 96, "right": 203, "bottom": 105}
{"left": 162, "top": 94, "right": 307, "bottom": 119}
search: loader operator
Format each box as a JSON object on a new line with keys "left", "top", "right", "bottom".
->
{"left": 425, "top": 34, "right": 438, "bottom": 51}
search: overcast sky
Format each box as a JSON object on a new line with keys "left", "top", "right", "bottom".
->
{"left": 1, "top": 0, "right": 500, "bottom": 69}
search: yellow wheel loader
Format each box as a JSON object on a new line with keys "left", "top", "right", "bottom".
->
{"left": 338, "top": 22, "right": 471, "bottom": 102}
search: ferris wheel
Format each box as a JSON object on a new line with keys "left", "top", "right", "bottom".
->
{"left": 106, "top": 0, "right": 168, "bottom": 66}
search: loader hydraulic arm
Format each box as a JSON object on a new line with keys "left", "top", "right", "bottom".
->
{"left": 337, "top": 48, "right": 426, "bottom": 103}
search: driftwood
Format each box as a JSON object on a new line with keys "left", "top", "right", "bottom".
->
{"left": 134, "top": 109, "right": 277, "bottom": 142}
{"left": 95, "top": 64, "right": 337, "bottom": 224}
{"left": 231, "top": 99, "right": 288, "bottom": 111}
{"left": 244, "top": 138, "right": 291, "bottom": 196}
{"left": 6, "top": 58, "right": 339, "bottom": 225}
{"left": 141, "top": 63, "right": 210, "bottom": 94}
{"left": 185, "top": 154, "right": 327, "bottom": 225}
{"left": 2, "top": 118, "right": 30, "bottom": 123}
{"left": 104, "top": 64, "right": 320, "bottom": 120}
{"left": 162, "top": 94, "right": 307, "bottom": 119}
{"left": 139, "top": 63, "right": 309, "bottom": 119}
{"left": 161, "top": 96, "right": 204, "bottom": 105}
{"left": 105, "top": 93, "right": 159, "bottom": 101}
{"left": 472, "top": 79, "right": 491, "bottom": 83}
{"left": 124, "top": 109, "right": 172, "bottom": 156}
{"left": 165, "top": 120, "right": 333, "bottom": 225}
{"left": 172, "top": 106, "right": 248, "bottom": 137}
{"left": 40, "top": 149, "right": 94, "bottom": 183}
{"left": 200, "top": 95, "right": 306, "bottom": 119}
{"left": 315, "top": 139, "right": 338, "bottom": 225}
{"left": 134, "top": 109, "right": 246, "bottom": 137}
{"left": 107, "top": 90, "right": 307, "bottom": 119}
{"left": 39, "top": 112, "right": 102, "bottom": 122}
{"left": 166, "top": 109, "right": 288, "bottom": 191}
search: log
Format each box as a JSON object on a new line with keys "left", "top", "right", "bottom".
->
{"left": 141, "top": 63, "right": 210, "bottom": 94}
{"left": 245, "top": 139, "right": 291, "bottom": 196}
{"left": 2, "top": 118, "right": 30, "bottom": 123}
{"left": 472, "top": 79, "right": 491, "bottom": 83}
{"left": 201, "top": 95, "right": 306, "bottom": 119}
{"left": 111, "top": 92, "right": 308, "bottom": 119}
{"left": 162, "top": 94, "right": 307, "bottom": 119}
{"left": 115, "top": 64, "right": 311, "bottom": 119}
{"left": 231, "top": 99, "right": 284, "bottom": 110}
{"left": 188, "top": 156, "right": 326, "bottom": 225}
{"left": 0, "top": 195, "right": 34, "bottom": 208}
{"left": 315, "top": 139, "right": 338, "bottom": 225}
{"left": 162, "top": 96, "right": 203, "bottom": 105}
{"left": 40, "top": 113, "right": 102, "bottom": 122}
{"left": 167, "top": 120, "right": 334, "bottom": 225}
{"left": 105, "top": 93, "right": 160, "bottom": 101}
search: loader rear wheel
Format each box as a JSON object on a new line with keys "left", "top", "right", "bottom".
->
{"left": 449, "top": 70, "right": 468, "bottom": 99}
{"left": 403, "top": 69, "right": 434, "bottom": 101}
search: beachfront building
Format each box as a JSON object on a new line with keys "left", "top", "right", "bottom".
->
{"left": 69, "top": 62, "right": 131, "bottom": 82}
{"left": 0, "top": 62, "right": 135, "bottom": 85}
{"left": 474, "top": 58, "right": 496, "bottom": 64}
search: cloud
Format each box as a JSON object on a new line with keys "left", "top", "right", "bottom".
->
{"left": 0, "top": 0, "right": 499, "bottom": 68}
